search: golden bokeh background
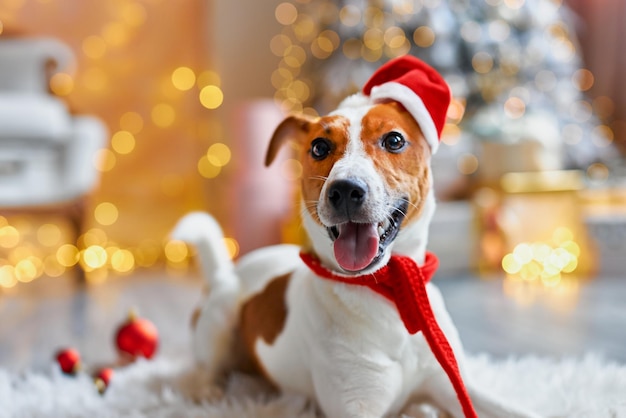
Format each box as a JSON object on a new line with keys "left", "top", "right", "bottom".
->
{"left": 0, "top": 0, "right": 229, "bottom": 279}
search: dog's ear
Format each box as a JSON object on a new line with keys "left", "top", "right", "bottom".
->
{"left": 265, "top": 115, "right": 315, "bottom": 167}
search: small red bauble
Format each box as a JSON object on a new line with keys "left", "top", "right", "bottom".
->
{"left": 94, "top": 367, "right": 114, "bottom": 393}
{"left": 55, "top": 348, "right": 81, "bottom": 374}
{"left": 114, "top": 310, "right": 159, "bottom": 360}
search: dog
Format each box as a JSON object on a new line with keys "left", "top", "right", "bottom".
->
{"left": 173, "top": 56, "right": 538, "bottom": 418}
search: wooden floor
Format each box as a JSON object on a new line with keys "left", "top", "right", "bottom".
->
{"left": 1, "top": 267, "right": 625, "bottom": 374}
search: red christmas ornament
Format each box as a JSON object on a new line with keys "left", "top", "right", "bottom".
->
{"left": 94, "top": 367, "right": 114, "bottom": 394}
{"left": 55, "top": 348, "right": 81, "bottom": 374}
{"left": 114, "top": 309, "right": 159, "bottom": 360}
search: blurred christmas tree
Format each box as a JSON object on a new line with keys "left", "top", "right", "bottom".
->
{"left": 271, "top": 0, "right": 619, "bottom": 197}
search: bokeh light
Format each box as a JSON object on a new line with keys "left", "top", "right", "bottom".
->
{"left": 94, "top": 202, "right": 119, "bottom": 226}
{"left": 199, "top": 85, "right": 224, "bottom": 109}
{"left": 171, "top": 66, "right": 196, "bottom": 91}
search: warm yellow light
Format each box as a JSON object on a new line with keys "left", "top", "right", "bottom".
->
{"left": 56, "top": 244, "right": 79, "bottom": 267}
{"left": 275, "top": 2, "right": 298, "bottom": 25}
{"left": 37, "top": 223, "right": 61, "bottom": 247}
{"left": 93, "top": 148, "right": 117, "bottom": 172}
{"left": 151, "top": 103, "right": 176, "bottom": 128}
{"left": 270, "top": 34, "right": 293, "bottom": 57}
{"left": 49, "top": 73, "right": 74, "bottom": 96}
{"left": 562, "top": 257, "right": 578, "bottom": 273}
{"left": 171, "top": 66, "right": 196, "bottom": 91}
{"left": 339, "top": 5, "right": 361, "bottom": 27}
{"left": 502, "top": 253, "right": 522, "bottom": 274}
{"left": 82, "top": 35, "right": 107, "bottom": 59}
{"left": 447, "top": 99, "right": 466, "bottom": 122}
{"left": 552, "top": 227, "right": 574, "bottom": 245}
{"left": 384, "top": 26, "right": 406, "bottom": 49}
{"left": 197, "top": 156, "right": 222, "bottom": 179}
{"left": 519, "top": 260, "right": 541, "bottom": 281}
{"left": 199, "top": 85, "right": 224, "bottom": 109}
{"left": 282, "top": 45, "right": 307, "bottom": 68}
{"left": 15, "top": 258, "right": 38, "bottom": 283}
{"left": 513, "top": 243, "right": 533, "bottom": 264}
{"left": 0, "top": 225, "right": 20, "bottom": 249}
{"left": 111, "top": 249, "right": 135, "bottom": 273}
{"left": 206, "top": 143, "right": 231, "bottom": 167}
{"left": 83, "top": 245, "right": 108, "bottom": 269}
{"left": 164, "top": 240, "right": 188, "bottom": 263}
{"left": 560, "top": 240, "right": 580, "bottom": 258}
{"left": 472, "top": 51, "right": 494, "bottom": 74}
{"left": 111, "top": 130, "right": 136, "bottom": 155}
{"left": 413, "top": 26, "right": 435, "bottom": 48}
{"left": 0, "top": 265, "right": 17, "bottom": 289}
{"left": 94, "top": 202, "right": 119, "bottom": 226}
{"left": 223, "top": 237, "right": 239, "bottom": 260}
{"left": 457, "top": 154, "right": 479, "bottom": 175}
{"left": 363, "top": 28, "right": 384, "bottom": 50}
{"left": 119, "top": 111, "right": 144, "bottom": 134}
{"left": 311, "top": 36, "right": 334, "bottom": 59}
{"left": 531, "top": 242, "right": 551, "bottom": 263}
{"left": 102, "top": 22, "right": 129, "bottom": 46}
{"left": 121, "top": 2, "right": 147, "bottom": 27}
{"left": 342, "top": 38, "right": 362, "bottom": 60}
{"left": 80, "top": 228, "right": 108, "bottom": 247}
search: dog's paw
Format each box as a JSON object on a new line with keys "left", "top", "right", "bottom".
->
{"left": 175, "top": 367, "right": 225, "bottom": 403}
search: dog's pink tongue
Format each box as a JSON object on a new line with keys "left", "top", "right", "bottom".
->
{"left": 333, "top": 222, "right": 379, "bottom": 272}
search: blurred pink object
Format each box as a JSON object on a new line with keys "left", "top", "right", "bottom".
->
{"left": 229, "top": 100, "right": 293, "bottom": 256}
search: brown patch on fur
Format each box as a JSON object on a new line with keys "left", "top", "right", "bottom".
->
{"left": 360, "top": 102, "right": 432, "bottom": 223}
{"left": 266, "top": 114, "right": 351, "bottom": 226}
{"left": 299, "top": 116, "right": 350, "bottom": 224}
{"left": 236, "top": 273, "right": 292, "bottom": 381}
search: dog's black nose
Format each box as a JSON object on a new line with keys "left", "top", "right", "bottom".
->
{"left": 327, "top": 179, "right": 368, "bottom": 214}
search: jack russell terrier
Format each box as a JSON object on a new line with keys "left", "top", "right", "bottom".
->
{"left": 173, "top": 56, "right": 538, "bottom": 418}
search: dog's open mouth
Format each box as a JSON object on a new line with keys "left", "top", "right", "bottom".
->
{"left": 327, "top": 199, "right": 408, "bottom": 273}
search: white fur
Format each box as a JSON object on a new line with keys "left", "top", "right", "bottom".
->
{"left": 171, "top": 212, "right": 240, "bottom": 380}
{"left": 369, "top": 83, "right": 440, "bottom": 154}
{"left": 176, "top": 105, "right": 540, "bottom": 417}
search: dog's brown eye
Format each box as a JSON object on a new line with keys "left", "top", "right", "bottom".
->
{"left": 382, "top": 132, "right": 406, "bottom": 153}
{"left": 311, "top": 138, "right": 331, "bottom": 160}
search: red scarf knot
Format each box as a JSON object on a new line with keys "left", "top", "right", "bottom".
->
{"left": 299, "top": 251, "right": 477, "bottom": 418}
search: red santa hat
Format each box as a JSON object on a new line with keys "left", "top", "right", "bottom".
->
{"left": 362, "top": 55, "right": 451, "bottom": 154}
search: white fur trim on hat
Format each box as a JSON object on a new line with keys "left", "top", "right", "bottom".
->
{"left": 369, "top": 82, "right": 440, "bottom": 154}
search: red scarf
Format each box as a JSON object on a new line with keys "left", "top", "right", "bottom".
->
{"left": 299, "top": 251, "right": 477, "bottom": 418}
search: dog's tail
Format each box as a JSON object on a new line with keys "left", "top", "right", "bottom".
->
{"left": 171, "top": 212, "right": 240, "bottom": 375}
{"left": 171, "top": 211, "right": 237, "bottom": 290}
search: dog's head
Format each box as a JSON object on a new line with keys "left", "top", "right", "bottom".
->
{"left": 266, "top": 56, "right": 450, "bottom": 275}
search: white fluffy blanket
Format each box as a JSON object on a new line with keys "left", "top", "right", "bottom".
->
{"left": 2, "top": 353, "right": 625, "bottom": 417}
